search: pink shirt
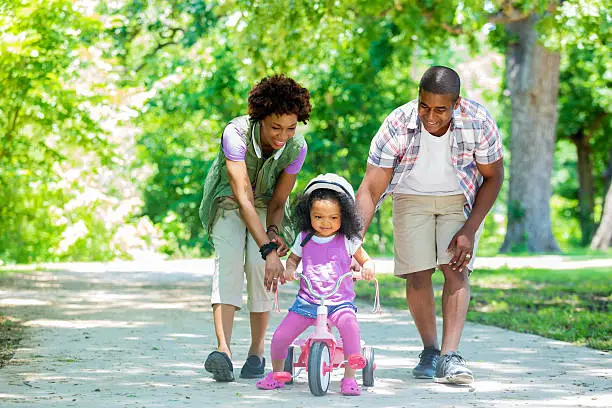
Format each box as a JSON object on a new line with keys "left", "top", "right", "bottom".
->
{"left": 295, "top": 232, "right": 360, "bottom": 305}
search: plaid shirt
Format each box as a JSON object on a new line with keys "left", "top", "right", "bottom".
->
{"left": 367, "top": 98, "right": 503, "bottom": 217}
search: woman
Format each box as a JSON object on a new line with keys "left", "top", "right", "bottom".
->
{"left": 199, "top": 74, "right": 311, "bottom": 382}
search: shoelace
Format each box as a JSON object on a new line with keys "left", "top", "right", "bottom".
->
{"left": 418, "top": 348, "right": 440, "bottom": 365}
{"left": 442, "top": 352, "right": 466, "bottom": 367}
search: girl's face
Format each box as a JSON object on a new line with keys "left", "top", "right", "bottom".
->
{"left": 310, "top": 198, "right": 342, "bottom": 237}
{"left": 260, "top": 113, "right": 298, "bottom": 152}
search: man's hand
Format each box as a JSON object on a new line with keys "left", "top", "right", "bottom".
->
{"left": 447, "top": 224, "right": 475, "bottom": 272}
{"left": 264, "top": 252, "right": 285, "bottom": 292}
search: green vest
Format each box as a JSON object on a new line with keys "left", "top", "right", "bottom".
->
{"left": 199, "top": 117, "right": 305, "bottom": 245}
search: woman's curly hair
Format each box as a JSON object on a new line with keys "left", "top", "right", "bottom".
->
{"left": 292, "top": 189, "right": 363, "bottom": 241}
{"left": 248, "top": 74, "right": 311, "bottom": 124}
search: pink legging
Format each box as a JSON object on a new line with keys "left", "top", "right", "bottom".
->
{"left": 270, "top": 309, "right": 361, "bottom": 360}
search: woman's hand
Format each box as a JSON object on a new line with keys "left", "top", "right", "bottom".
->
{"left": 268, "top": 232, "right": 289, "bottom": 257}
{"left": 361, "top": 259, "right": 375, "bottom": 281}
{"left": 264, "top": 251, "right": 285, "bottom": 292}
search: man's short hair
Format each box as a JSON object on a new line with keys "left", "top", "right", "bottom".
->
{"left": 419, "top": 66, "right": 461, "bottom": 101}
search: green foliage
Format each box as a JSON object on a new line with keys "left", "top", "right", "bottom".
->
{"left": 0, "top": 0, "right": 107, "bottom": 263}
{"left": 355, "top": 267, "right": 612, "bottom": 350}
{"left": 3, "top": 0, "right": 611, "bottom": 261}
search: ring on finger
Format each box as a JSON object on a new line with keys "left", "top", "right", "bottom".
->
{"left": 465, "top": 253, "right": 472, "bottom": 259}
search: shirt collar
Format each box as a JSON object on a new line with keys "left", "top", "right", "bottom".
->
{"left": 452, "top": 104, "right": 464, "bottom": 129}
{"left": 252, "top": 121, "right": 286, "bottom": 160}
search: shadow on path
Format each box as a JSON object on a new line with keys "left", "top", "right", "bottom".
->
{"left": 0, "top": 265, "right": 610, "bottom": 407}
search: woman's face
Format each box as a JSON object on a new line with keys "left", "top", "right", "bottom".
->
{"left": 310, "top": 198, "right": 342, "bottom": 238}
{"left": 260, "top": 113, "right": 298, "bottom": 151}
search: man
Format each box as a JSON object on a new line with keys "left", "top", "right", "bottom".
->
{"left": 356, "top": 66, "right": 504, "bottom": 384}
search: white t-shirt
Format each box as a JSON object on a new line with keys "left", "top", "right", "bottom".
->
{"left": 395, "top": 124, "right": 463, "bottom": 195}
{"left": 290, "top": 233, "right": 362, "bottom": 257}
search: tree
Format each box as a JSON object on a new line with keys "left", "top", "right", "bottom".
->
{"left": 0, "top": 0, "right": 109, "bottom": 263}
{"left": 230, "top": 0, "right": 595, "bottom": 253}
{"left": 546, "top": 0, "right": 611, "bottom": 246}
{"left": 95, "top": 0, "right": 611, "bottom": 257}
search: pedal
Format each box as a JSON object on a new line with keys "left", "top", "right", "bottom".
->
{"left": 272, "top": 371, "right": 292, "bottom": 383}
{"left": 347, "top": 354, "right": 366, "bottom": 369}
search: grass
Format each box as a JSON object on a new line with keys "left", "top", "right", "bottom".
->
{"left": 355, "top": 266, "right": 611, "bottom": 351}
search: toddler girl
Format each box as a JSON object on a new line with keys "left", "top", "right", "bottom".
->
{"left": 256, "top": 173, "right": 375, "bottom": 396}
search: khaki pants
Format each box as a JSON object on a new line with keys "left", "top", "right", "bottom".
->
{"left": 392, "top": 194, "right": 481, "bottom": 276}
{"left": 210, "top": 207, "right": 272, "bottom": 312}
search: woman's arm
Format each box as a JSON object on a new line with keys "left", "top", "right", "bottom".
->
{"left": 353, "top": 246, "right": 375, "bottom": 281}
{"left": 265, "top": 170, "right": 299, "bottom": 256}
{"left": 226, "top": 159, "right": 284, "bottom": 291}
{"left": 226, "top": 159, "right": 269, "bottom": 245}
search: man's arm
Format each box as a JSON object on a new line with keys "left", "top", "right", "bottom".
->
{"left": 355, "top": 164, "right": 394, "bottom": 235}
{"left": 466, "top": 159, "right": 504, "bottom": 231}
{"left": 448, "top": 158, "right": 504, "bottom": 271}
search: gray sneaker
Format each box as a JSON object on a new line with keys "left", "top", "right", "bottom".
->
{"left": 434, "top": 351, "right": 474, "bottom": 384}
{"left": 412, "top": 346, "right": 441, "bottom": 379}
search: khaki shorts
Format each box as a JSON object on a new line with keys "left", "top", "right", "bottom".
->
{"left": 210, "top": 207, "right": 272, "bottom": 312}
{"left": 392, "top": 194, "right": 482, "bottom": 276}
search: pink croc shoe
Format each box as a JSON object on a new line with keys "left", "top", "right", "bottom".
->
{"left": 340, "top": 377, "right": 361, "bottom": 396}
{"left": 256, "top": 372, "right": 285, "bottom": 390}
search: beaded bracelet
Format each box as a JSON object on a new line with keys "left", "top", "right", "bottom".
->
{"left": 259, "top": 241, "right": 279, "bottom": 260}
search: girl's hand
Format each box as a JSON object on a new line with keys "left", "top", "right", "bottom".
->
{"left": 361, "top": 259, "right": 375, "bottom": 281}
{"left": 350, "top": 257, "right": 362, "bottom": 274}
{"left": 283, "top": 268, "right": 296, "bottom": 282}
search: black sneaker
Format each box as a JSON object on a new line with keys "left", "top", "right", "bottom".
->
{"left": 412, "top": 346, "right": 441, "bottom": 379}
{"left": 240, "top": 355, "right": 266, "bottom": 379}
{"left": 435, "top": 351, "right": 474, "bottom": 384}
{"left": 204, "top": 351, "right": 235, "bottom": 382}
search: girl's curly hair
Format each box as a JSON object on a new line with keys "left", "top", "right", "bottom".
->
{"left": 248, "top": 74, "right": 311, "bottom": 123}
{"left": 292, "top": 189, "right": 363, "bottom": 241}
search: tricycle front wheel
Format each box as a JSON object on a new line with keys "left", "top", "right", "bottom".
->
{"left": 308, "top": 342, "right": 331, "bottom": 396}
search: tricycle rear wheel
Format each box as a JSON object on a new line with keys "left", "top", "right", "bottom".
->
{"left": 362, "top": 345, "right": 375, "bottom": 387}
{"left": 283, "top": 345, "right": 296, "bottom": 384}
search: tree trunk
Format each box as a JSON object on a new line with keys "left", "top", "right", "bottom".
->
{"left": 501, "top": 15, "right": 561, "bottom": 253}
{"left": 591, "top": 181, "right": 612, "bottom": 250}
{"left": 591, "top": 150, "right": 612, "bottom": 250}
{"left": 571, "top": 130, "right": 595, "bottom": 245}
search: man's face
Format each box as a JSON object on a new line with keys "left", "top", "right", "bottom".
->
{"left": 417, "top": 91, "right": 460, "bottom": 136}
